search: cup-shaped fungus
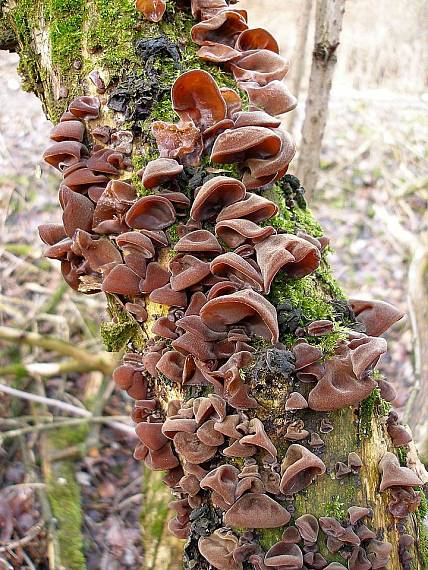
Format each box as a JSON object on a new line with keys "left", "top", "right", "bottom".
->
{"left": 200, "top": 289, "right": 279, "bottom": 343}
{"left": 174, "top": 230, "right": 222, "bottom": 254}
{"left": 200, "top": 464, "right": 239, "bottom": 506}
{"left": 348, "top": 546, "right": 371, "bottom": 570}
{"left": 386, "top": 412, "right": 412, "bottom": 446}
{"left": 50, "top": 120, "right": 85, "bottom": 143}
{"left": 378, "top": 452, "right": 423, "bottom": 492}
{"left": 349, "top": 298, "right": 404, "bottom": 337}
{"left": 59, "top": 187, "right": 94, "bottom": 237}
{"left": 255, "top": 234, "right": 320, "bottom": 293}
{"left": 199, "top": 529, "right": 242, "bottom": 570}
{"left": 101, "top": 264, "right": 141, "bottom": 296}
{"left": 211, "top": 126, "right": 282, "bottom": 166}
{"left": 264, "top": 542, "right": 303, "bottom": 568}
{"left": 295, "top": 514, "right": 319, "bottom": 544}
{"left": 151, "top": 119, "right": 204, "bottom": 166}
{"left": 389, "top": 486, "right": 421, "bottom": 518}
{"left": 191, "top": 9, "right": 248, "bottom": 48}
{"left": 68, "top": 95, "right": 100, "bottom": 119}
{"left": 366, "top": 539, "right": 392, "bottom": 569}
{"left": 210, "top": 252, "right": 264, "bottom": 291}
{"left": 239, "top": 80, "right": 297, "bottom": 117}
{"left": 156, "top": 350, "right": 186, "bottom": 384}
{"left": 139, "top": 262, "right": 170, "bottom": 294}
{"left": 280, "top": 444, "right": 326, "bottom": 495}
{"left": 172, "top": 69, "right": 227, "bottom": 132}
{"left": 348, "top": 506, "right": 371, "bottom": 526}
{"left": 230, "top": 49, "right": 289, "bottom": 86}
{"left": 141, "top": 157, "right": 183, "bottom": 189}
{"left": 240, "top": 418, "right": 277, "bottom": 459}
{"left": 319, "top": 517, "right": 360, "bottom": 546}
{"left": 113, "top": 363, "right": 147, "bottom": 399}
{"left": 125, "top": 195, "right": 176, "bottom": 230}
{"left": 190, "top": 176, "right": 246, "bottom": 221}
{"left": 217, "top": 192, "right": 278, "bottom": 223}
{"left": 170, "top": 254, "right": 211, "bottom": 290}
{"left": 235, "top": 28, "right": 279, "bottom": 53}
{"left": 284, "top": 392, "right": 308, "bottom": 411}
{"left": 215, "top": 219, "right": 275, "bottom": 248}
{"left": 74, "top": 231, "right": 123, "bottom": 272}
{"left": 173, "top": 431, "right": 217, "bottom": 464}
{"left": 224, "top": 493, "right": 291, "bottom": 528}
{"left": 135, "top": 0, "right": 166, "bottom": 22}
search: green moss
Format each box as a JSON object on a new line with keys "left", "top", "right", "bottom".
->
{"left": 325, "top": 495, "right": 347, "bottom": 521}
{"left": 416, "top": 492, "right": 428, "bottom": 568}
{"left": 47, "top": 463, "right": 85, "bottom": 570}
{"left": 258, "top": 528, "right": 283, "bottom": 552}
{"left": 44, "top": 0, "right": 85, "bottom": 71}
{"left": 86, "top": 0, "right": 139, "bottom": 76}
{"left": 316, "top": 258, "right": 346, "bottom": 300}
{"left": 100, "top": 320, "right": 137, "bottom": 352}
{"left": 270, "top": 275, "right": 334, "bottom": 323}
{"left": 49, "top": 423, "right": 89, "bottom": 448}
{"left": 166, "top": 223, "right": 180, "bottom": 246}
{"left": 359, "top": 389, "right": 381, "bottom": 438}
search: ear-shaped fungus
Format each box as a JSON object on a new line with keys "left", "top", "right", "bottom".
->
{"left": 295, "top": 514, "right": 319, "bottom": 545}
{"left": 141, "top": 157, "right": 183, "bottom": 189}
{"left": 173, "top": 431, "right": 217, "bottom": 464}
{"left": 307, "top": 336, "right": 384, "bottom": 412}
{"left": 240, "top": 80, "right": 297, "bottom": 117}
{"left": 349, "top": 298, "right": 404, "bottom": 336}
{"left": 210, "top": 252, "right": 264, "bottom": 291}
{"left": 190, "top": 176, "right": 246, "bottom": 221}
{"left": 224, "top": 493, "right": 291, "bottom": 528}
{"left": 101, "top": 264, "right": 141, "bottom": 296}
{"left": 255, "top": 234, "right": 320, "bottom": 293}
{"left": 200, "top": 464, "right": 239, "bottom": 507}
{"left": 284, "top": 392, "right": 308, "bottom": 411}
{"left": 264, "top": 542, "right": 303, "bottom": 568}
{"left": 125, "top": 195, "right": 176, "bottom": 230}
{"left": 68, "top": 96, "right": 100, "bottom": 119}
{"left": 230, "top": 50, "right": 289, "bottom": 85}
{"left": 200, "top": 289, "right": 279, "bottom": 343}
{"left": 191, "top": 9, "right": 248, "bottom": 48}
{"left": 199, "top": 529, "right": 242, "bottom": 570}
{"left": 59, "top": 186, "right": 94, "bottom": 237}
{"left": 50, "top": 120, "right": 85, "bottom": 142}
{"left": 172, "top": 69, "right": 227, "bottom": 132}
{"left": 135, "top": 0, "right": 166, "bottom": 22}
{"left": 217, "top": 192, "right": 278, "bottom": 223}
{"left": 74, "top": 230, "right": 122, "bottom": 271}
{"left": 366, "top": 539, "right": 392, "bottom": 569}
{"left": 43, "top": 141, "right": 88, "bottom": 170}
{"left": 174, "top": 230, "right": 222, "bottom": 254}
{"left": 348, "top": 506, "right": 371, "bottom": 525}
{"left": 170, "top": 254, "right": 211, "bottom": 290}
{"left": 386, "top": 412, "right": 412, "bottom": 446}
{"left": 240, "top": 418, "right": 277, "bottom": 458}
{"left": 280, "top": 444, "right": 326, "bottom": 495}
{"left": 215, "top": 219, "right": 275, "bottom": 248}
{"left": 378, "top": 452, "right": 423, "bottom": 491}
{"left": 211, "top": 126, "right": 282, "bottom": 165}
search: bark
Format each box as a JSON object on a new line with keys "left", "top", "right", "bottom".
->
{"left": 296, "top": 0, "right": 345, "bottom": 196}
{"left": 1, "top": 1, "right": 428, "bottom": 569}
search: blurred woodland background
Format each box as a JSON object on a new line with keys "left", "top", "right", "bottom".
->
{"left": 0, "top": 0, "right": 427, "bottom": 568}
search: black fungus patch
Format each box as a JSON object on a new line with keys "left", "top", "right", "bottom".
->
{"left": 279, "top": 174, "right": 307, "bottom": 209}
{"left": 135, "top": 36, "right": 181, "bottom": 65}
{"left": 277, "top": 300, "right": 303, "bottom": 334}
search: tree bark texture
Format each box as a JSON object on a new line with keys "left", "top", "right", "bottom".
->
{"left": 1, "top": 1, "right": 428, "bottom": 570}
{"left": 296, "top": 0, "right": 345, "bottom": 196}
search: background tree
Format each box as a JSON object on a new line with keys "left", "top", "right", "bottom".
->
{"left": 1, "top": 1, "right": 427, "bottom": 569}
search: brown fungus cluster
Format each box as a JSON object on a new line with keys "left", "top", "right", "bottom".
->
{"left": 38, "top": 0, "right": 421, "bottom": 568}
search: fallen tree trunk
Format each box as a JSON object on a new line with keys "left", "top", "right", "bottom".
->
{"left": 1, "top": 1, "right": 427, "bottom": 569}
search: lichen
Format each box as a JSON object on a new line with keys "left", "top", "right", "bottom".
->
{"left": 47, "top": 463, "right": 85, "bottom": 570}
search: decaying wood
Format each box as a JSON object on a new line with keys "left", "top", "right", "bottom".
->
{"left": 297, "top": 0, "right": 346, "bottom": 195}
{"left": 1, "top": 0, "right": 427, "bottom": 568}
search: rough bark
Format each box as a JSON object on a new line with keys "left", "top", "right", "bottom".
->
{"left": 296, "top": 0, "right": 345, "bottom": 196}
{"left": 1, "top": 1, "right": 428, "bottom": 569}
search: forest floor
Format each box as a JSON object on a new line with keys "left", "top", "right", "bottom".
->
{"left": 0, "top": 46, "right": 427, "bottom": 568}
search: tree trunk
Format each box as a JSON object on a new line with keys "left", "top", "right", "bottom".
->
{"left": 296, "top": 0, "right": 345, "bottom": 197}
{"left": 1, "top": 1, "right": 427, "bottom": 569}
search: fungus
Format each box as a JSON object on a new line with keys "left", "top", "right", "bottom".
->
{"left": 170, "top": 254, "right": 211, "bottom": 290}
{"left": 377, "top": 377, "right": 397, "bottom": 402}
{"left": 152, "top": 317, "right": 178, "bottom": 340}
{"left": 74, "top": 230, "right": 122, "bottom": 272}
{"left": 224, "top": 493, "right": 291, "bottom": 528}
{"left": 113, "top": 364, "right": 147, "bottom": 399}
{"left": 50, "top": 120, "right": 85, "bottom": 142}
{"left": 240, "top": 80, "right": 297, "bottom": 116}
{"left": 200, "top": 289, "right": 279, "bottom": 343}
{"left": 211, "top": 126, "right": 282, "bottom": 165}
{"left": 324, "top": 565, "right": 346, "bottom": 570}
{"left": 366, "top": 540, "right": 392, "bottom": 569}
{"left": 139, "top": 262, "right": 170, "bottom": 294}
{"left": 191, "top": 9, "right": 248, "bottom": 47}
{"left": 307, "top": 320, "right": 334, "bottom": 336}
{"left": 173, "top": 432, "right": 217, "bottom": 464}
{"left": 240, "top": 418, "right": 277, "bottom": 458}
{"left": 156, "top": 350, "right": 186, "bottom": 384}
{"left": 284, "top": 392, "right": 308, "bottom": 411}
{"left": 190, "top": 176, "right": 246, "bottom": 221}
{"left": 309, "top": 432, "right": 324, "bottom": 448}
{"left": 210, "top": 252, "right": 264, "bottom": 291}
{"left": 280, "top": 444, "right": 326, "bottom": 494}
{"left": 174, "top": 229, "right": 222, "bottom": 254}
{"left": 135, "top": 421, "right": 168, "bottom": 451}
{"left": 199, "top": 529, "right": 242, "bottom": 570}
{"left": 387, "top": 417, "right": 412, "bottom": 447}
{"left": 196, "top": 419, "right": 225, "bottom": 446}
{"left": 355, "top": 525, "right": 376, "bottom": 542}
{"left": 215, "top": 219, "right": 275, "bottom": 248}
{"left": 151, "top": 119, "right": 204, "bottom": 166}
{"left": 307, "top": 340, "right": 379, "bottom": 412}
{"left": 348, "top": 506, "right": 371, "bottom": 525}
{"left": 141, "top": 157, "right": 183, "bottom": 189}
{"left": 179, "top": 474, "right": 201, "bottom": 496}
{"left": 58, "top": 187, "right": 94, "bottom": 238}
{"left": 349, "top": 298, "right": 404, "bottom": 337}
{"left": 200, "top": 464, "right": 239, "bottom": 506}
{"left": 101, "top": 264, "right": 141, "bottom": 296}
{"left": 304, "top": 552, "right": 328, "bottom": 569}
{"left": 230, "top": 50, "right": 289, "bottom": 85}
{"left": 295, "top": 514, "right": 319, "bottom": 544}
{"left": 161, "top": 417, "right": 198, "bottom": 440}
{"left": 335, "top": 462, "right": 352, "bottom": 479}
{"left": 68, "top": 95, "right": 100, "bottom": 119}
{"left": 223, "top": 439, "right": 256, "bottom": 458}
{"left": 43, "top": 141, "right": 87, "bottom": 170}
{"left": 264, "top": 542, "right": 303, "bottom": 568}
{"left": 284, "top": 420, "right": 309, "bottom": 442}
{"left": 214, "top": 414, "right": 242, "bottom": 439}
{"left": 389, "top": 486, "right": 421, "bottom": 518}
{"left": 194, "top": 394, "right": 226, "bottom": 423}
{"left": 378, "top": 452, "right": 423, "bottom": 491}
{"left": 135, "top": 0, "right": 166, "bottom": 22}
{"left": 236, "top": 28, "right": 279, "bottom": 53}
{"left": 116, "top": 231, "right": 156, "bottom": 259}
{"left": 281, "top": 527, "right": 301, "bottom": 545}
{"left": 217, "top": 192, "right": 278, "bottom": 223}
{"left": 319, "top": 518, "right": 360, "bottom": 546}
{"left": 173, "top": 71, "right": 227, "bottom": 133}
{"left": 255, "top": 234, "right": 320, "bottom": 293}
{"left": 348, "top": 452, "right": 363, "bottom": 473}
{"left": 125, "top": 195, "right": 176, "bottom": 230}
{"left": 348, "top": 546, "right": 371, "bottom": 570}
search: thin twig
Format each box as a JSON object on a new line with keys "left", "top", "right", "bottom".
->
{"left": 0, "top": 520, "right": 45, "bottom": 552}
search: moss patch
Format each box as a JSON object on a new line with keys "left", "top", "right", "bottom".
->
{"left": 44, "top": 0, "right": 85, "bottom": 71}
{"left": 47, "top": 463, "right": 85, "bottom": 570}
{"left": 100, "top": 319, "right": 137, "bottom": 352}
